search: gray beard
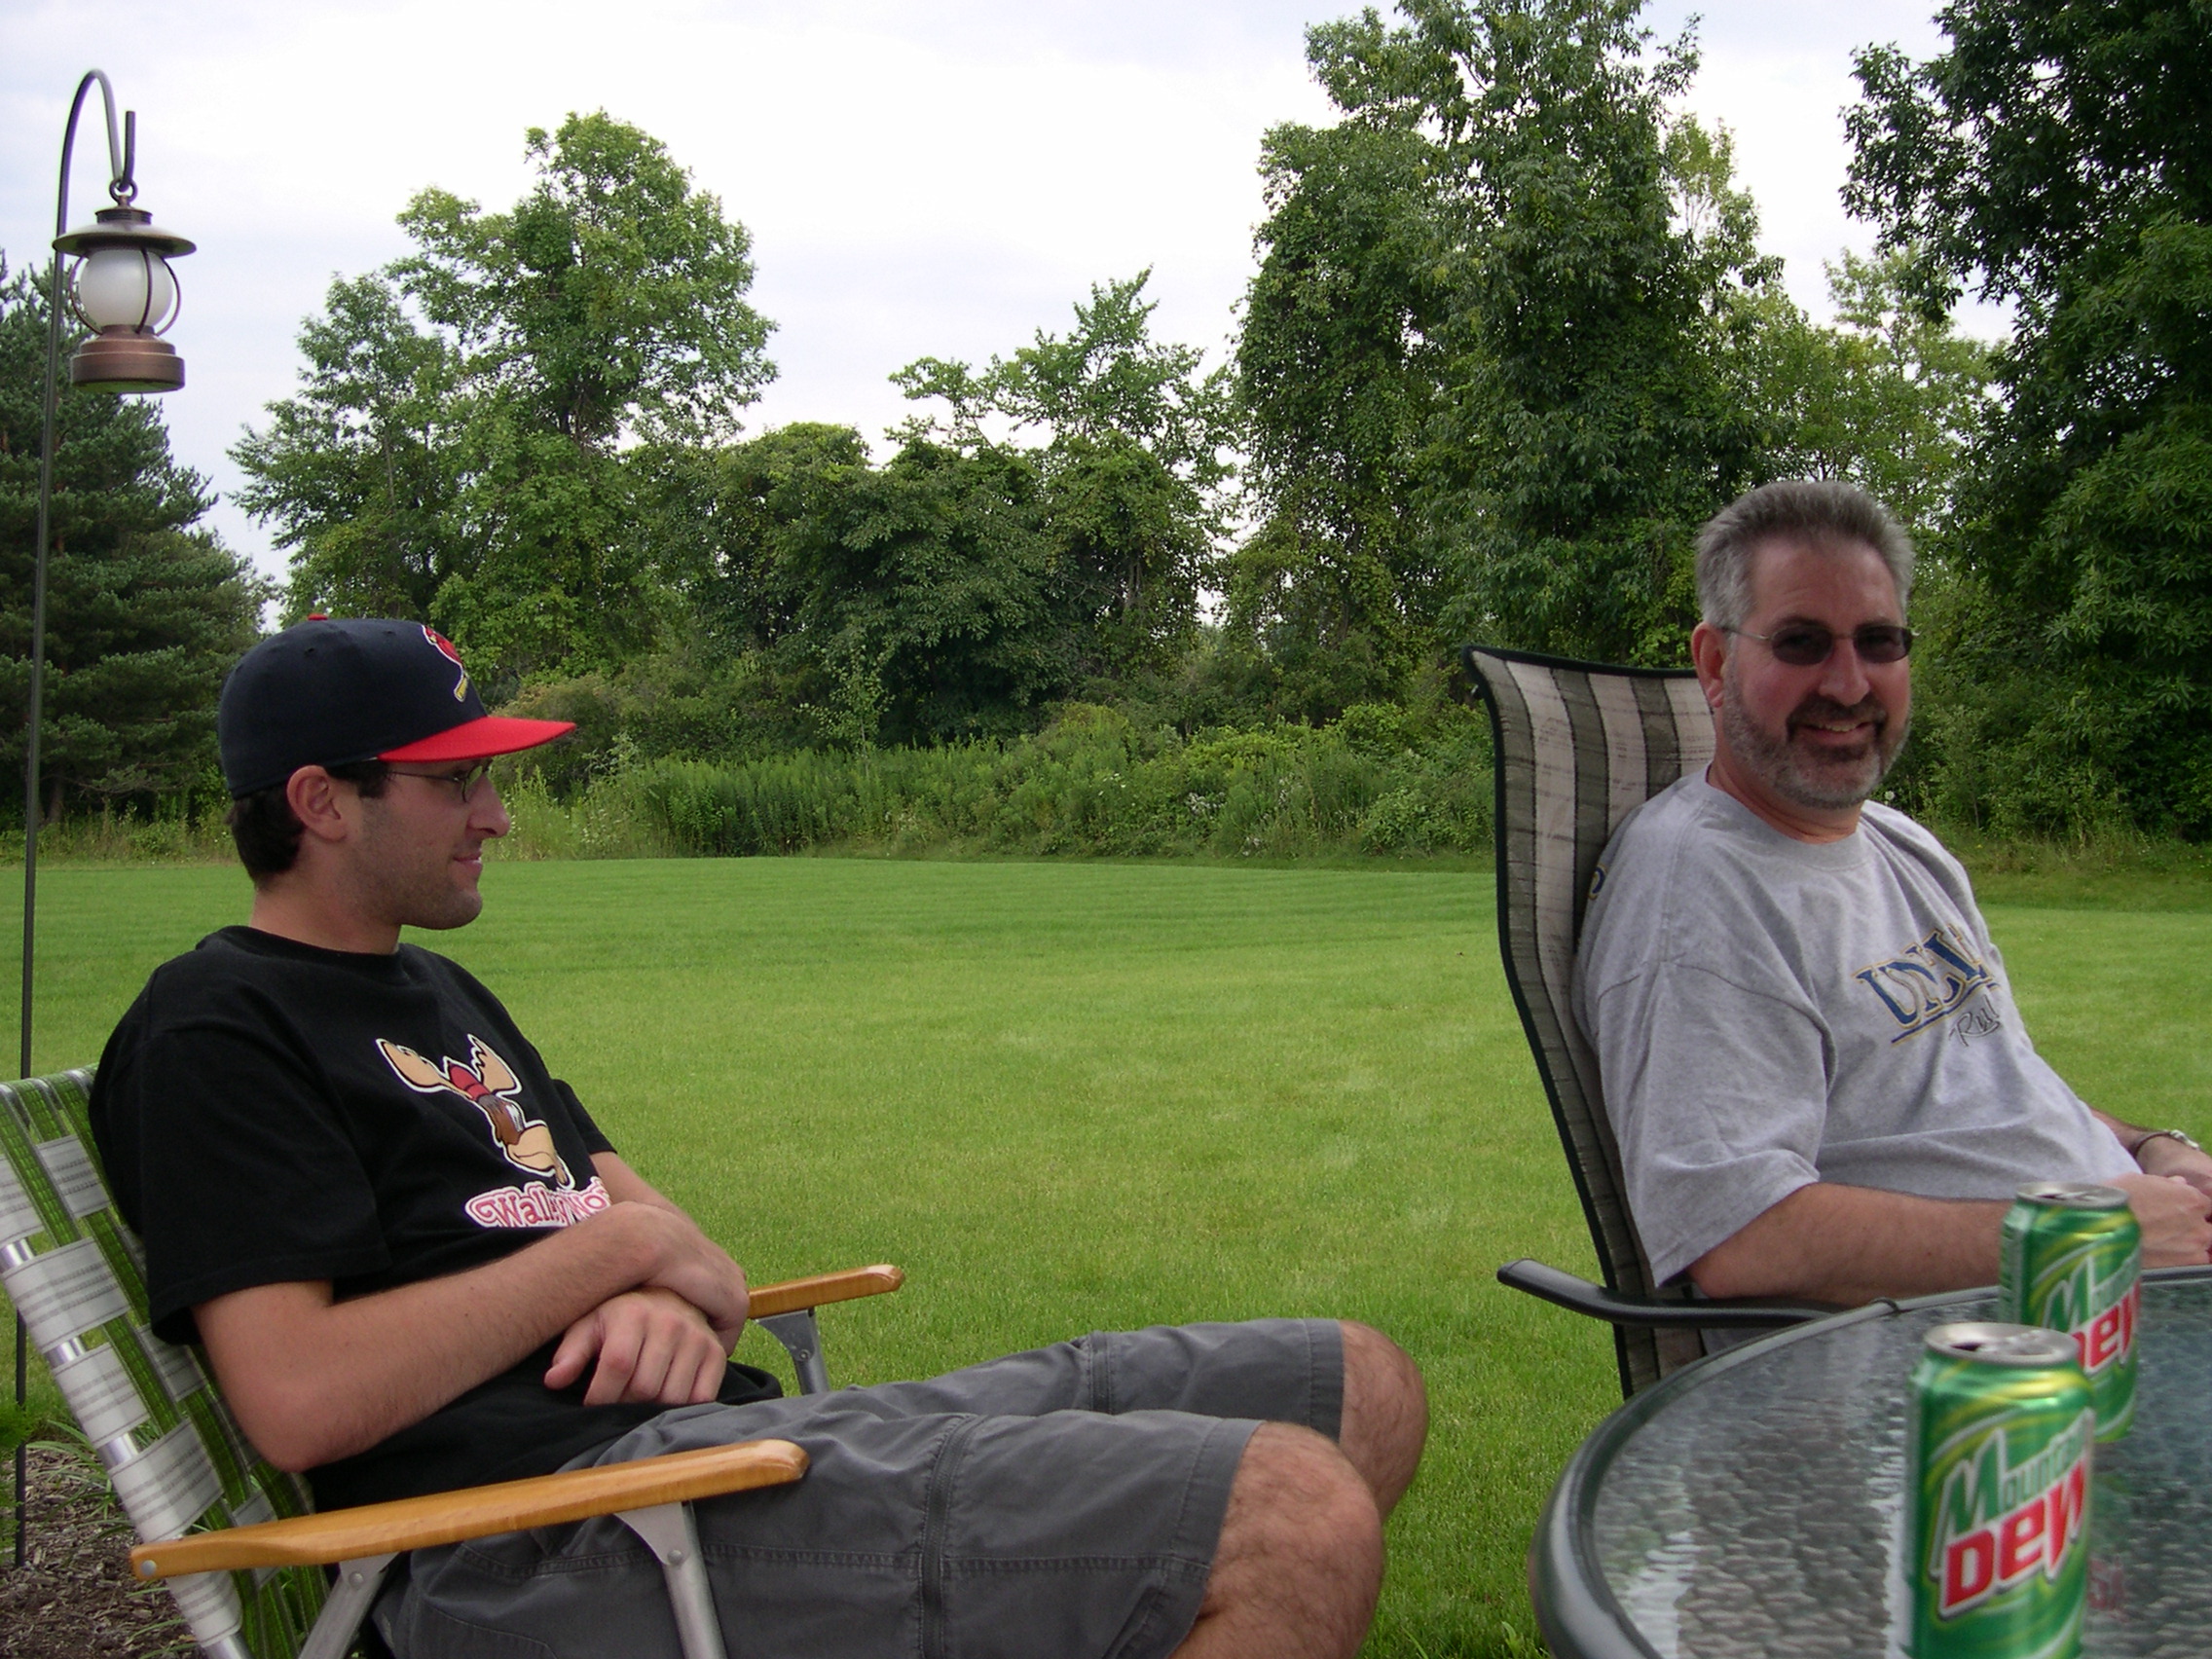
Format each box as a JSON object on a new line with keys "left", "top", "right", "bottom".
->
{"left": 1719, "top": 673, "right": 1908, "bottom": 813}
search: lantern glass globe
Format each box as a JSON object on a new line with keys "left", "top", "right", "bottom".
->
{"left": 75, "top": 246, "right": 177, "bottom": 332}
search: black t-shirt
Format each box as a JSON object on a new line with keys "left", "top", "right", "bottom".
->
{"left": 90, "top": 927, "right": 777, "bottom": 1509}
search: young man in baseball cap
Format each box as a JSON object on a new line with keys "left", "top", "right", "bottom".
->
{"left": 89, "top": 618, "right": 1427, "bottom": 1658}
{"left": 212, "top": 617, "right": 575, "bottom": 947}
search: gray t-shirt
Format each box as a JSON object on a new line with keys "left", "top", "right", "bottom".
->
{"left": 1571, "top": 774, "right": 2133, "bottom": 1287}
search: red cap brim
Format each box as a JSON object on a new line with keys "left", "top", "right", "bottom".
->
{"left": 379, "top": 716, "right": 575, "bottom": 763}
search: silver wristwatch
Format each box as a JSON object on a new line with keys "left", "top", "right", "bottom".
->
{"left": 2133, "top": 1127, "right": 2204, "bottom": 1159}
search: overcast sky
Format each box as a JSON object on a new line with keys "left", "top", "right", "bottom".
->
{"left": 2, "top": 1, "right": 1971, "bottom": 584}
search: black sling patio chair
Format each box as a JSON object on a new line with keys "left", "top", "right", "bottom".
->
{"left": 1462, "top": 645, "right": 1833, "bottom": 1397}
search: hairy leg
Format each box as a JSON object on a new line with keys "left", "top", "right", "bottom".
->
{"left": 1337, "top": 1320, "right": 1427, "bottom": 1516}
{"left": 1170, "top": 1422, "right": 1382, "bottom": 1659}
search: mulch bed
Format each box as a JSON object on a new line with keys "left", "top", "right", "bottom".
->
{"left": 0, "top": 1445, "right": 178, "bottom": 1659}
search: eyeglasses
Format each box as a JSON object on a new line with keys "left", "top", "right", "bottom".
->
{"left": 1725, "top": 623, "right": 1913, "bottom": 667}
{"left": 389, "top": 760, "right": 496, "bottom": 803}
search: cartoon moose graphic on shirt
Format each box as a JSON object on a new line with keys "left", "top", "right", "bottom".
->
{"left": 377, "top": 1034, "right": 574, "bottom": 1188}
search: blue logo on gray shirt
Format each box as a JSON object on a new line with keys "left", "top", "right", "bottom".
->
{"left": 1855, "top": 925, "right": 1997, "bottom": 1042}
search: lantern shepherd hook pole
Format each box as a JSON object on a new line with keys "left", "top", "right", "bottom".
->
{"left": 16, "top": 67, "right": 195, "bottom": 1570}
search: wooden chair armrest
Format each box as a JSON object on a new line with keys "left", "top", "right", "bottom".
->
{"left": 131, "top": 1439, "right": 807, "bottom": 1581}
{"left": 748, "top": 1263, "right": 903, "bottom": 1318}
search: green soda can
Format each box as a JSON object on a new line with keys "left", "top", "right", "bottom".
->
{"left": 1910, "top": 1323, "right": 2093, "bottom": 1659}
{"left": 1999, "top": 1182, "right": 2140, "bottom": 1441}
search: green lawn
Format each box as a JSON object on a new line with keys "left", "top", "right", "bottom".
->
{"left": 5, "top": 856, "right": 2208, "bottom": 1658}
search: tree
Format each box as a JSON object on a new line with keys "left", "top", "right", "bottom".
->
{"left": 775, "top": 441, "right": 1070, "bottom": 747}
{"left": 1848, "top": 0, "right": 2212, "bottom": 832}
{"left": 631, "top": 279, "right": 1235, "bottom": 748}
{"left": 651, "top": 422, "right": 868, "bottom": 661}
{"left": 1235, "top": 107, "right": 1444, "bottom": 692}
{"left": 1429, "top": 4, "right": 1779, "bottom": 667}
{"left": 668, "top": 424, "right": 1065, "bottom": 747}
{"left": 400, "top": 115, "right": 773, "bottom": 450}
{"left": 0, "top": 262, "right": 268, "bottom": 818}
{"left": 894, "top": 274, "right": 1235, "bottom": 679}
{"left": 1239, "top": 0, "right": 1783, "bottom": 672}
{"left": 230, "top": 273, "right": 465, "bottom": 621}
{"left": 1740, "top": 249, "right": 1995, "bottom": 546}
{"left": 234, "top": 113, "right": 775, "bottom": 686}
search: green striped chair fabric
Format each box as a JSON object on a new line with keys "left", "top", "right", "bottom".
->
{"left": 1, "top": 1068, "right": 326, "bottom": 1659}
{"left": 1464, "top": 645, "right": 1717, "bottom": 1396}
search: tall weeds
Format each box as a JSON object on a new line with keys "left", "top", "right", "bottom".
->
{"left": 493, "top": 702, "right": 1496, "bottom": 862}
{"left": 0, "top": 803, "right": 236, "bottom": 866}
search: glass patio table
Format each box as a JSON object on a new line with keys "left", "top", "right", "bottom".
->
{"left": 1530, "top": 1266, "right": 2212, "bottom": 1659}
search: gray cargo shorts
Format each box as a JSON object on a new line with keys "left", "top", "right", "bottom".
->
{"left": 378, "top": 1317, "right": 1343, "bottom": 1659}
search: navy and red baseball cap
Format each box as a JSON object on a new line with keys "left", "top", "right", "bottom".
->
{"left": 218, "top": 617, "right": 574, "bottom": 796}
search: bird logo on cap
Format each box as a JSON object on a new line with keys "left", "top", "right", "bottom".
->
{"left": 422, "top": 626, "right": 470, "bottom": 702}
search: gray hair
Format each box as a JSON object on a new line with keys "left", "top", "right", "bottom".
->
{"left": 1695, "top": 480, "right": 1914, "bottom": 631}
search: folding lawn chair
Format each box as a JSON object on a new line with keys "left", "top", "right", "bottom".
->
{"left": 1462, "top": 645, "right": 1830, "bottom": 1397}
{"left": 0, "top": 1066, "right": 903, "bottom": 1659}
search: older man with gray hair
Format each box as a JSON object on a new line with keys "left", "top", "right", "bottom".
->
{"left": 1571, "top": 480, "right": 2212, "bottom": 1309}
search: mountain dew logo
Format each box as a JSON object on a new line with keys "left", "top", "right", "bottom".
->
{"left": 1925, "top": 1410, "right": 2092, "bottom": 1623}
{"left": 2003, "top": 1198, "right": 2142, "bottom": 1440}
{"left": 2031, "top": 1245, "right": 2139, "bottom": 1378}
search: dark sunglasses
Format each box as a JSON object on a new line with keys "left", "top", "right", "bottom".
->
{"left": 1726, "top": 623, "right": 1913, "bottom": 667}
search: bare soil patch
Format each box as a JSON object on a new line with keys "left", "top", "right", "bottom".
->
{"left": 0, "top": 1445, "right": 175, "bottom": 1659}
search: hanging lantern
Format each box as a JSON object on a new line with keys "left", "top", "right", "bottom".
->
{"left": 54, "top": 203, "right": 195, "bottom": 392}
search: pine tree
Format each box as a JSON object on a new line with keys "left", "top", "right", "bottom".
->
{"left": 0, "top": 260, "right": 269, "bottom": 820}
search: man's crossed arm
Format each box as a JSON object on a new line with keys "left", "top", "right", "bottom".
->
{"left": 1692, "top": 1113, "right": 2212, "bottom": 1308}
{"left": 193, "top": 1154, "right": 745, "bottom": 1474}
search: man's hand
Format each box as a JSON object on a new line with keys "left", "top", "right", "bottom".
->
{"left": 592, "top": 1154, "right": 751, "bottom": 1346}
{"left": 2111, "top": 1173, "right": 2212, "bottom": 1268}
{"left": 2130, "top": 1136, "right": 2212, "bottom": 1204}
{"left": 621, "top": 1201, "right": 750, "bottom": 1346}
{"left": 545, "top": 1287, "right": 730, "bottom": 1408}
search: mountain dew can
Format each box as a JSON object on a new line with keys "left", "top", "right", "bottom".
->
{"left": 1910, "top": 1323, "right": 2093, "bottom": 1659}
{"left": 1999, "top": 1182, "right": 2140, "bottom": 1440}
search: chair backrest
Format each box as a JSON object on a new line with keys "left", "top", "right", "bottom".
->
{"left": 1463, "top": 645, "right": 1716, "bottom": 1396}
{"left": 0, "top": 1068, "right": 325, "bottom": 1659}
